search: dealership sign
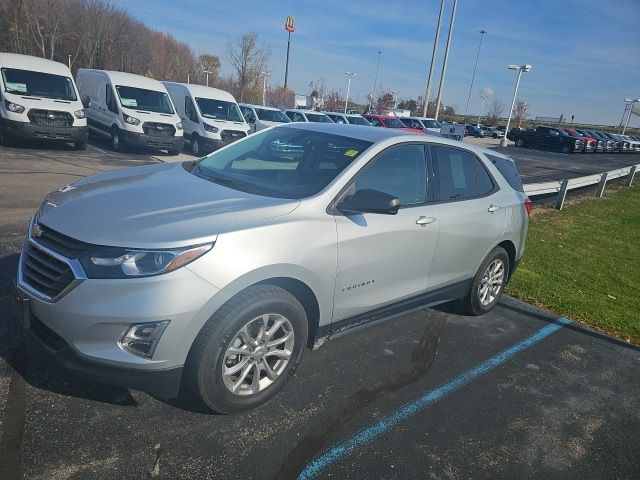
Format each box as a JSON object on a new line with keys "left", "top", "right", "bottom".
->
{"left": 439, "top": 124, "right": 465, "bottom": 141}
{"left": 285, "top": 16, "right": 295, "bottom": 32}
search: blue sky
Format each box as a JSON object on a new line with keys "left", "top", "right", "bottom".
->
{"left": 115, "top": 0, "right": 640, "bottom": 127}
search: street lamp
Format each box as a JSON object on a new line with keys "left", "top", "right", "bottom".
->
{"left": 344, "top": 72, "right": 357, "bottom": 113}
{"left": 477, "top": 95, "right": 486, "bottom": 126}
{"left": 622, "top": 98, "right": 640, "bottom": 134}
{"left": 260, "top": 71, "right": 271, "bottom": 106}
{"left": 500, "top": 64, "right": 532, "bottom": 147}
{"left": 203, "top": 70, "right": 212, "bottom": 87}
{"left": 187, "top": 73, "right": 191, "bottom": 84}
{"left": 463, "top": 29, "right": 487, "bottom": 119}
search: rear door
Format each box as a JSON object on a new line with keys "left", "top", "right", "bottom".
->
{"left": 426, "top": 144, "right": 506, "bottom": 289}
{"left": 333, "top": 143, "right": 439, "bottom": 322}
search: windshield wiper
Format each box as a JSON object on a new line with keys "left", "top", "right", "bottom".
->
{"left": 192, "top": 164, "right": 249, "bottom": 190}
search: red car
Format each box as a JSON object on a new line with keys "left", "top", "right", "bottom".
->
{"left": 362, "top": 114, "right": 424, "bottom": 134}
{"left": 562, "top": 128, "right": 598, "bottom": 153}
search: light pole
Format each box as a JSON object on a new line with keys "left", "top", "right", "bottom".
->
{"left": 463, "top": 29, "right": 487, "bottom": 120}
{"left": 344, "top": 72, "right": 357, "bottom": 113}
{"left": 422, "top": 0, "right": 445, "bottom": 117}
{"left": 500, "top": 64, "right": 532, "bottom": 147}
{"left": 284, "top": 16, "right": 295, "bottom": 89}
{"left": 204, "top": 70, "right": 212, "bottom": 87}
{"left": 371, "top": 50, "right": 382, "bottom": 110}
{"left": 622, "top": 98, "right": 639, "bottom": 134}
{"left": 477, "top": 95, "right": 486, "bottom": 126}
{"left": 187, "top": 73, "right": 191, "bottom": 84}
{"left": 434, "top": 0, "right": 458, "bottom": 120}
{"left": 260, "top": 71, "right": 271, "bottom": 106}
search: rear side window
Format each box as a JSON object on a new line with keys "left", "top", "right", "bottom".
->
{"left": 185, "top": 96, "right": 197, "bottom": 121}
{"left": 430, "top": 146, "right": 495, "bottom": 201}
{"left": 485, "top": 154, "right": 524, "bottom": 192}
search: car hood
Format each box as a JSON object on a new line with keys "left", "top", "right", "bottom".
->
{"left": 38, "top": 162, "right": 300, "bottom": 249}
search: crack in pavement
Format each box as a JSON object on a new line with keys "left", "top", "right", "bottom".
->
{"left": 274, "top": 309, "right": 448, "bottom": 480}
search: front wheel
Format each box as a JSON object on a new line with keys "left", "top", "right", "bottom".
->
{"left": 515, "top": 138, "right": 525, "bottom": 147}
{"left": 460, "top": 247, "right": 510, "bottom": 316}
{"left": 111, "top": 127, "right": 124, "bottom": 152}
{"left": 185, "top": 285, "right": 308, "bottom": 413}
{"left": 561, "top": 145, "right": 570, "bottom": 154}
{"left": 191, "top": 135, "right": 201, "bottom": 156}
{"left": 74, "top": 139, "right": 88, "bottom": 150}
{"left": 0, "top": 124, "right": 15, "bottom": 147}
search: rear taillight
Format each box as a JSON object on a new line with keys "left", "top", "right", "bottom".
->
{"left": 524, "top": 197, "right": 532, "bottom": 216}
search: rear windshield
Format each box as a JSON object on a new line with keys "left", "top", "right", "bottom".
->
{"left": 423, "top": 119, "right": 442, "bottom": 129}
{"left": 305, "top": 113, "right": 333, "bottom": 123}
{"left": 116, "top": 85, "right": 174, "bottom": 114}
{"left": 347, "top": 116, "right": 371, "bottom": 126}
{"left": 383, "top": 117, "right": 406, "bottom": 128}
{"left": 196, "top": 98, "right": 242, "bottom": 122}
{"left": 485, "top": 154, "right": 524, "bottom": 192}
{"left": 256, "top": 108, "right": 290, "bottom": 123}
{"left": 1, "top": 68, "right": 76, "bottom": 101}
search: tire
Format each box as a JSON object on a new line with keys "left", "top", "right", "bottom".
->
{"left": 168, "top": 147, "right": 181, "bottom": 156}
{"left": 185, "top": 285, "right": 308, "bottom": 413}
{"left": 515, "top": 138, "right": 525, "bottom": 147}
{"left": 459, "top": 246, "right": 510, "bottom": 316}
{"left": 0, "top": 124, "right": 15, "bottom": 147}
{"left": 110, "top": 127, "right": 124, "bottom": 152}
{"left": 74, "top": 139, "right": 88, "bottom": 150}
{"left": 191, "top": 134, "right": 201, "bottom": 156}
{"left": 561, "top": 145, "right": 570, "bottom": 154}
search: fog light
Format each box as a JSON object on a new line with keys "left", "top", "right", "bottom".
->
{"left": 120, "top": 320, "right": 169, "bottom": 358}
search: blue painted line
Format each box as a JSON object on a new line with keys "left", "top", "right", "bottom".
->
{"left": 91, "top": 145, "right": 107, "bottom": 154}
{"left": 299, "top": 317, "right": 572, "bottom": 479}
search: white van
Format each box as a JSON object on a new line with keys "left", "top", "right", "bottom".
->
{"left": 76, "top": 69, "right": 183, "bottom": 154}
{"left": 163, "top": 82, "right": 249, "bottom": 155}
{"left": 0, "top": 53, "right": 88, "bottom": 149}
{"left": 238, "top": 103, "right": 291, "bottom": 134}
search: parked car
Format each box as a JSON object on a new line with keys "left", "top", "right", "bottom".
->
{"left": 238, "top": 104, "right": 291, "bottom": 133}
{"left": 284, "top": 109, "right": 333, "bottom": 123}
{"left": 324, "top": 112, "right": 372, "bottom": 126}
{"left": 597, "top": 132, "right": 626, "bottom": 153}
{"left": 577, "top": 130, "right": 616, "bottom": 152}
{"left": 362, "top": 114, "right": 423, "bottom": 133}
{"left": 77, "top": 69, "right": 183, "bottom": 154}
{"left": 483, "top": 126, "right": 504, "bottom": 139}
{"left": 465, "top": 125, "right": 488, "bottom": 138}
{"left": 561, "top": 128, "right": 597, "bottom": 153}
{"left": 609, "top": 133, "right": 631, "bottom": 152}
{"left": 0, "top": 53, "right": 89, "bottom": 149}
{"left": 507, "top": 126, "right": 583, "bottom": 153}
{"left": 16, "top": 123, "right": 530, "bottom": 413}
{"left": 398, "top": 117, "right": 443, "bottom": 136}
{"left": 163, "top": 82, "right": 249, "bottom": 156}
{"left": 619, "top": 134, "right": 640, "bottom": 152}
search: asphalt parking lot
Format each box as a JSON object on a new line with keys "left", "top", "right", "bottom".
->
{"left": 1, "top": 140, "right": 639, "bottom": 479}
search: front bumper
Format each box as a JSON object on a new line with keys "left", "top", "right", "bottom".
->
{"left": 1, "top": 118, "right": 88, "bottom": 142}
{"left": 121, "top": 130, "right": 184, "bottom": 151}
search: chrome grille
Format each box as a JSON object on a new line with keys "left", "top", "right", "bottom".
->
{"left": 27, "top": 109, "right": 73, "bottom": 127}
{"left": 22, "top": 243, "right": 75, "bottom": 298}
{"left": 142, "top": 122, "right": 176, "bottom": 137}
{"left": 34, "top": 223, "right": 92, "bottom": 259}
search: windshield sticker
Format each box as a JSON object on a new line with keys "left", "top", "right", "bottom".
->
{"left": 6, "top": 82, "right": 27, "bottom": 93}
{"left": 121, "top": 98, "right": 137, "bottom": 107}
{"left": 344, "top": 149, "right": 359, "bottom": 157}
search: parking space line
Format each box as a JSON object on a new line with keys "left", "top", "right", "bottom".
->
{"left": 298, "top": 317, "right": 572, "bottom": 480}
{"left": 91, "top": 145, "right": 107, "bottom": 154}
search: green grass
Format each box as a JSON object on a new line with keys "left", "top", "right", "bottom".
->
{"left": 507, "top": 185, "right": 640, "bottom": 344}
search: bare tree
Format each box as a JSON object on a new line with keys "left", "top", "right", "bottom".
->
{"left": 485, "top": 99, "right": 505, "bottom": 126}
{"left": 265, "top": 85, "right": 294, "bottom": 109}
{"left": 375, "top": 89, "right": 395, "bottom": 114}
{"left": 24, "top": 0, "right": 65, "bottom": 59}
{"left": 324, "top": 89, "right": 344, "bottom": 112}
{"left": 225, "top": 31, "right": 270, "bottom": 102}
{"left": 196, "top": 53, "right": 220, "bottom": 85}
{"left": 513, "top": 99, "right": 529, "bottom": 127}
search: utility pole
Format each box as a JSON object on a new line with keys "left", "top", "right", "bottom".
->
{"left": 344, "top": 72, "right": 357, "bottom": 113}
{"left": 422, "top": 0, "right": 445, "bottom": 117}
{"left": 284, "top": 16, "right": 295, "bottom": 89}
{"left": 371, "top": 50, "right": 382, "bottom": 110}
{"left": 477, "top": 95, "right": 486, "bottom": 125}
{"left": 463, "top": 29, "right": 486, "bottom": 120}
{"left": 187, "top": 73, "right": 191, "bottom": 84}
{"left": 434, "top": 0, "right": 458, "bottom": 120}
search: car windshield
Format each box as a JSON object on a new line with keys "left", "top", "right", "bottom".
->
{"left": 347, "top": 116, "right": 371, "bottom": 125}
{"left": 116, "top": 86, "right": 174, "bottom": 114}
{"left": 255, "top": 108, "right": 290, "bottom": 123}
{"left": 383, "top": 117, "right": 407, "bottom": 128}
{"left": 423, "top": 119, "right": 442, "bottom": 128}
{"left": 305, "top": 113, "right": 333, "bottom": 123}
{"left": 1, "top": 68, "right": 77, "bottom": 101}
{"left": 191, "top": 127, "right": 372, "bottom": 199}
{"left": 196, "top": 98, "right": 242, "bottom": 121}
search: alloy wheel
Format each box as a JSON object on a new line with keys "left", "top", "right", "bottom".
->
{"left": 222, "top": 313, "right": 294, "bottom": 396}
{"left": 478, "top": 259, "right": 505, "bottom": 306}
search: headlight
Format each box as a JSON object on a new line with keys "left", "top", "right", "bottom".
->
{"left": 5, "top": 100, "right": 25, "bottom": 113}
{"left": 123, "top": 113, "right": 141, "bottom": 126}
{"left": 204, "top": 123, "right": 219, "bottom": 133}
{"left": 81, "top": 243, "right": 213, "bottom": 278}
{"left": 176, "top": 122, "right": 183, "bottom": 130}
{"left": 74, "top": 109, "right": 85, "bottom": 119}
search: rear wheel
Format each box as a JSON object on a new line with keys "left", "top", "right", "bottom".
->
{"left": 74, "top": 139, "right": 87, "bottom": 150}
{"left": 515, "top": 138, "right": 525, "bottom": 147}
{"left": 191, "top": 134, "right": 201, "bottom": 156}
{"left": 185, "top": 285, "right": 308, "bottom": 413}
{"left": 459, "top": 247, "right": 510, "bottom": 316}
{"left": 111, "top": 127, "right": 124, "bottom": 152}
{"left": 561, "top": 145, "right": 570, "bottom": 154}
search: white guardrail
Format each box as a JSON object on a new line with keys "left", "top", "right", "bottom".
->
{"left": 523, "top": 163, "right": 639, "bottom": 209}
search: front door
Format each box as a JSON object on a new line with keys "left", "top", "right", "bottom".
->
{"left": 332, "top": 144, "right": 439, "bottom": 322}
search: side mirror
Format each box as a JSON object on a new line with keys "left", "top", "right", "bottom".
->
{"left": 247, "top": 114, "right": 256, "bottom": 124}
{"left": 338, "top": 188, "right": 401, "bottom": 215}
{"left": 81, "top": 95, "right": 91, "bottom": 108}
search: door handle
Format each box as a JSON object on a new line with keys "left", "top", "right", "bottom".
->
{"left": 488, "top": 205, "right": 502, "bottom": 213}
{"left": 416, "top": 216, "right": 437, "bottom": 226}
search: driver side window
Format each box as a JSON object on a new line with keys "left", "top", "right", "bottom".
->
{"left": 105, "top": 85, "right": 118, "bottom": 113}
{"left": 185, "top": 97, "right": 198, "bottom": 122}
{"left": 352, "top": 144, "right": 427, "bottom": 207}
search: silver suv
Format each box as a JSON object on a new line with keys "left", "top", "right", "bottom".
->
{"left": 16, "top": 123, "right": 530, "bottom": 413}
